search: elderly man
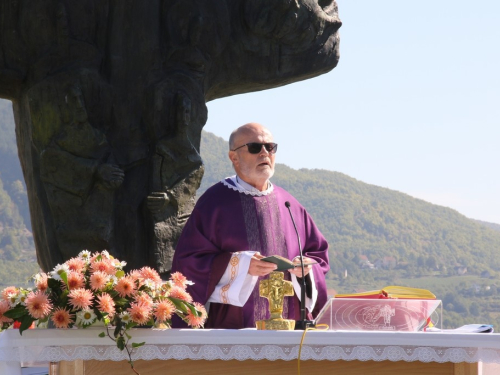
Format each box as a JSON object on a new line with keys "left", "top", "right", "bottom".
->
{"left": 171, "top": 123, "right": 329, "bottom": 328}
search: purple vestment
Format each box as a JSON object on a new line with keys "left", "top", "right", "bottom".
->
{"left": 171, "top": 177, "right": 329, "bottom": 329}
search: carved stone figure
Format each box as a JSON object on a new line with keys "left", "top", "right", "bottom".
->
{"left": 0, "top": 0, "right": 341, "bottom": 274}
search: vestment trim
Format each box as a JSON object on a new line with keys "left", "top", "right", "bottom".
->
{"left": 220, "top": 176, "right": 274, "bottom": 196}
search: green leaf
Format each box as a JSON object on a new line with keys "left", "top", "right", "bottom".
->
{"left": 117, "top": 336, "right": 125, "bottom": 351}
{"left": 94, "top": 308, "right": 104, "bottom": 321}
{"left": 115, "top": 270, "right": 125, "bottom": 279}
{"left": 108, "top": 290, "right": 119, "bottom": 298}
{"left": 19, "top": 315, "right": 36, "bottom": 334}
{"left": 125, "top": 332, "right": 131, "bottom": 340}
{"left": 3, "top": 305, "right": 28, "bottom": 319}
{"left": 131, "top": 342, "right": 145, "bottom": 348}
{"left": 186, "top": 302, "right": 201, "bottom": 317}
{"left": 60, "top": 271, "right": 68, "bottom": 287}
{"left": 98, "top": 332, "right": 106, "bottom": 338}
{"left": 47, "top": 278, "right": 60, "bottom": 289}
{"left": 58, "top": 289, "right": 69, "bottom": 306}
{"left": 113, "top": 324, "right": 122, "bottom": 339}
{"left": 168, "top": 297, "right": 189, "bottom": 314}
{"left": 113, "top": 298, "right": 130, "bottom": 307}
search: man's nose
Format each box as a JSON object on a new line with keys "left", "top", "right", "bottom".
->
{"left": 259, "top": 145, "right": 270, "bottom": 155}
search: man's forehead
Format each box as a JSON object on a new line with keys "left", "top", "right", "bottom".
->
{"left": 235, "top": 125, "right": 273, "bottom": 142}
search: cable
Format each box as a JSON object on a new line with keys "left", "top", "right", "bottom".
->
{"left": 297, "top": 324, "right": 329, "bottom": 375}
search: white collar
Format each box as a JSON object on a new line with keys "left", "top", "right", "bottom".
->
{"left": 221, "top": 175, "right": 274, "bottom": 196}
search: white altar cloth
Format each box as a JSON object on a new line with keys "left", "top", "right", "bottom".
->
{"left": 1, "top": 328, "right": 500, "bottom": 375}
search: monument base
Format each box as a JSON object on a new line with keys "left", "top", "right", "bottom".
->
{"left": 256, "top": 318, "right": 295, "bottom": 330}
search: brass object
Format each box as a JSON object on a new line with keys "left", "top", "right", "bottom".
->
{"left": 256, "top": 271, "right": 295, "bottom": 330}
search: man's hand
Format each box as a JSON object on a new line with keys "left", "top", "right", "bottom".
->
{"left": 288, "top": 256, "right": 313, "bottom": 278}
{"left": 248, "top": 253, "right": 277, "bottom": 276}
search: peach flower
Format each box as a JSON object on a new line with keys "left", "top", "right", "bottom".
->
{"left": 169, "top": 286, "right": 193, "bottom": 303}
{"left": 66, "top": 271, "right": 85, "bottom": 290}
{"left": 115, "top": 276, "right": 137, "bottom": 297}
{"left": 66, "top": 257, "right": 86, "bottom": 273}
{"left": 90, "top": 271, "right": 110, "bottom": 291}
{"left": 134, "top": 293, "right": 153, "bottom": 308}
{"left": 25, "top": 291, "right": 53, "bottom": 319}
{"left": 139, "top": 267, "right": 162, "bottom": 284}
{"left": 185, "top": 302, "right": 207, "bottom": 328}
{"left": 170, "top": 272, "right": 188, "bottom": 289}
{"left": 97, "top": 293, "right": 115, "bottom": 316}
{"left": 51, "top": 307, "right": 74, "bottom": 328}
{"left": 34, "top": 273, "right": 48, "bottom": 292}
{"left": 90, "top": 259, "right": 115, "bottom": 275}
{"left": 128, "top": 302, "right": 151, "bottom": 325}
{"left": 2, "top": 286, "right": 18, "bottom": 301}
{"left": 68, "top": 288, "right": 94, "bottom": 310}
{"left": 0, "top": 300, "right": 13, "bottom": 323}
{"left": 154, "top": 300, "right": 175, "bottom": 323}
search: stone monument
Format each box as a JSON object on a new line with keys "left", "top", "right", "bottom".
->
{"left": 0, "top": 0, "right": 341, "bottom": 275}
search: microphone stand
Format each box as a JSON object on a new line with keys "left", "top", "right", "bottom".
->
{"left": 285, "top": 201, "right": 315, "bottom": 330}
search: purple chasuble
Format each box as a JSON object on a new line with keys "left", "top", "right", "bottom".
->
{"left": 171, "top": 177, "right": 329, "bottom": 329}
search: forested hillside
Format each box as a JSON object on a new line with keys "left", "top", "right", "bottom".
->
{"left": 0, "top": 100, "right": 37, "bottom": 287}
{"left": 2, "top": 98, "right": 500, "bottom": 328}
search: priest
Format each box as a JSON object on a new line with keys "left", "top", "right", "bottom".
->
{"left": 171, "top": 123, "right": 329, "bottom": 328}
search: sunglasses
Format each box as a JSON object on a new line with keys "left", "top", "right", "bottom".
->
{"left": 231, "top": 142, "right": 278, "bottom": 154}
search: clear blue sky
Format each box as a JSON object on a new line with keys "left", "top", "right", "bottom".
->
{"left": 204, "top": 0, "right": 500, "bottom": 224}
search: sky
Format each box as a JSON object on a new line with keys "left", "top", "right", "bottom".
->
{"left": 203, "top": 0, "right": 500, "bottom": 224}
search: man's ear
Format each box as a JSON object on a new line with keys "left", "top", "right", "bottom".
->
{"left": 228, "top": 150, "right": 238, "bottom": 165}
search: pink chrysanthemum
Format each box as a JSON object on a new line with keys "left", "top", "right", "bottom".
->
{"left": 51, "top": 307, "right": 74, "bottom": 328}
{"left": 25, "top": 291, "right": 53, "bottom": 319}
{"left": 90, "top": 259, "right": 115, "bottom": 275}
{"left": 66, "top": 257, "right": 86, "bottom": 273}
{"left": 114, "top": 276, "right": 137, "bottom": 297}
{"left": 68, "top": 288, "right": 94, "bottom": 310}
{"left": 97, "top": 293, "right": 115, "bottom": 316}
{"left": 66, "top": 271, "right": 85, "bottom": 290}
{"left": 185, "top": 302, "right": 206, "bottom": 328}
{"left": 128, "top": 270, "right": 143, "bottom": 285}
{"left": 170, "top": 272, "right": 188, "bottom": 289}
{"left": 2, "top": 286, "right": 18, "bottom": 301}
{"left": 0, "top": 300, "right": 13, "bottom": 323}
{"left": 35, "top": 273, "right": 49, "bottom": 292}
{"left": 169, "top": 286, "right": 192, "bottom": 303}
{"left": 128, "top": 302, "right": 152, "bottom": 325}
{"left": 139, "top": 267, "right": 162, "bottom": 284}
{"left": 134, "top": 293, "right": 153, "bottom": 308}
{"left": 90, "top": 271, "right": 109, "bottom": 291}
{"left": 154, "top": 300, "right": 175, "bottom": 323}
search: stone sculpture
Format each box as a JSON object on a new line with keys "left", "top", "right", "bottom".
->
{"left": 0, "top": 0, "right": 341, "bottom": 275}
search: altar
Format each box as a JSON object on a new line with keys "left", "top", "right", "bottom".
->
{"left": 1, "top": 328, "right": 500, "bottom": 375}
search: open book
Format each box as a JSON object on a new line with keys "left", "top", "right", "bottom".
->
{"left": 335, "top": 285, "right": 436, "bottom": 299}
{"left": 261, "top": 255, "right": 317, "bottom": 272}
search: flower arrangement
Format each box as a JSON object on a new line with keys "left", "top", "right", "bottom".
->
{"left": 0, "top": 250, "right": 207, "bottom": 374}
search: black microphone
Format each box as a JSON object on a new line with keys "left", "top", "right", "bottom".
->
{"left": 284, "top": 201, "right": 315, "bottom": 330}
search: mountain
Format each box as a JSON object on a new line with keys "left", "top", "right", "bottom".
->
{"left": 475, "top": 220, "right": 500, "bottom": 233}
{"left": 0, "top": 100, "right": 30, "bottom": 229}
{"left": 0, "top": 100, "right": 38, "bottom": 287}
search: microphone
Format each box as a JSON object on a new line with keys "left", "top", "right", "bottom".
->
{"left": 284, "top": 201, "right": 315, "bottom": 330}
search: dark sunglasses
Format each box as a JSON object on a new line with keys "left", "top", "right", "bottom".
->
{"left": 231, "top": 142, "right": 278, "bottom": 154}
